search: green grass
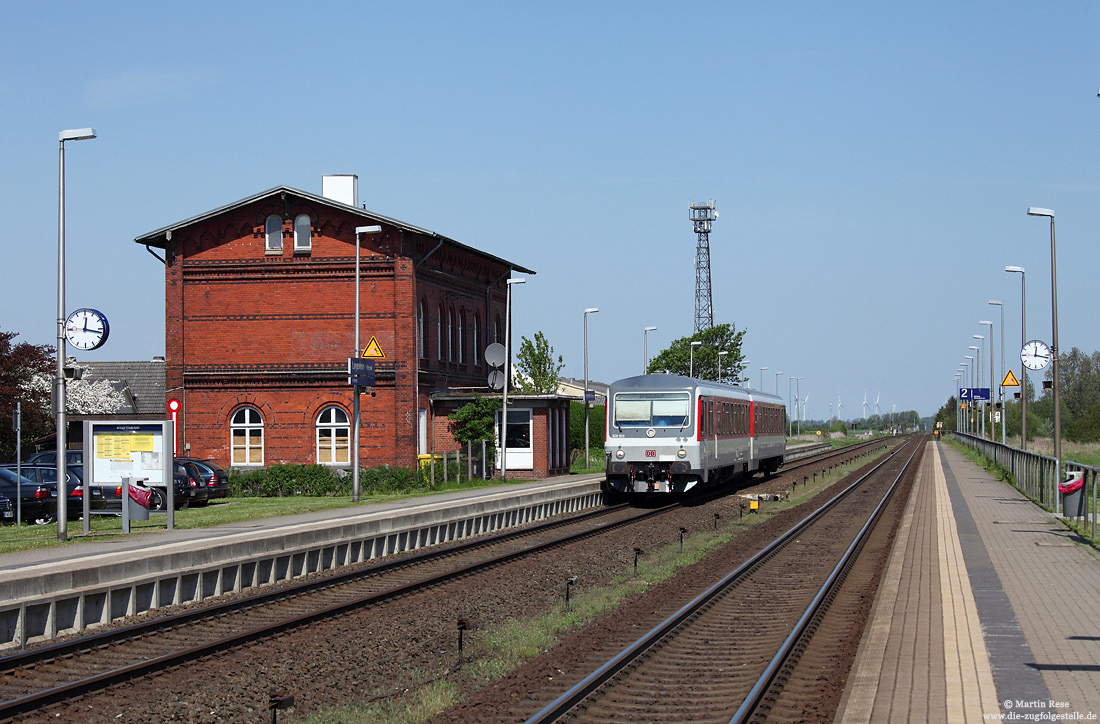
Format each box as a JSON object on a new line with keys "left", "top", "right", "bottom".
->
{"left": 0, "top": 474, "right": 545, "bottom": 556}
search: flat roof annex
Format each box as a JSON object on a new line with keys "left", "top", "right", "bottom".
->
{"left": 133, "top": 184, "right": 536, "bottom": 275}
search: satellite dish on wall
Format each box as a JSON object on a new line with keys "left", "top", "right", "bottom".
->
{"left": 488, "top": 369, "right": 506, "bottom": 391}
{"left": 484, "top": 343, "right": 506, "bottom": 368}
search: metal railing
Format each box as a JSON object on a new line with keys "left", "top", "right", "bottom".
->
{"left": 952, "top": 432, "right": 1097, "bottom": 540}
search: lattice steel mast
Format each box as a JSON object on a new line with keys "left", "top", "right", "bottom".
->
{"left": 690, "top": 199, "right": 717, "bottom": 333}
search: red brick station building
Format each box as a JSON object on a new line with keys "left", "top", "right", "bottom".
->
{"left": 133, "top": 175, "right": 570, "bottom": 478}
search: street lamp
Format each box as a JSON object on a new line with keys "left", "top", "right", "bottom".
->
{"left": 741, "top": 361, "right": 750, "bottom": 388}
{"left": 718, "top": 351, "right": 728, "bottom": 383}
{"left": 775, "top": 370, "right": 783, "bottom": 395}
{"left": 793, "top": 376, "right": 803, "bottom": 436}
{"left": 583, "top": 307, "right": 599, "bottom": 468}
{"left": 955, "top": 374, "right": 962, "bottom": 432}
{"left": 501, "top": 278, "right": 526, "bottom": 481}
{"left": 788, "top": 376, "right": 795, "bottom": 437}
{"left": 56, "top": 127, "right": 96, "bottom": 542}
{"left": 351, "top": 225, "right": 382, "bottom": 503}
{"left": 989, "top": 301, "right": 1005, "bottom": 445}
{"left": 980, "top": 319, "right": 995, "bottom": 442}
{"left": 1027, "top": 207, "right": 1061, "bottom": 483}
{"left": 976, "top": 334, "right": 985, "bottom": 437}
{"left": 759, "top": 366, "right": 768, "bottom": 390}
{"left": 964, "top": 356, "right": 974, "bottom": 434}
{"left": 970, "top": 343, "right": 982, "bottom": 437}
{"left": 643, "top": 326, "right": 656, "bottom": 374}
{"left": 1006, "top": 265, "right": 1026, "bottom": 449}
{"left": 689, "top": 341, "right": 702, "bottom": 378}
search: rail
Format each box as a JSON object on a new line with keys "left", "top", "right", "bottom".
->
{"left": 951, "top": 432, "right": 1097, "bottom": 540}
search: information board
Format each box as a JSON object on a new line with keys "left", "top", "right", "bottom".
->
{"left": 85, "top": 421, "right": 170, "bottom": 485}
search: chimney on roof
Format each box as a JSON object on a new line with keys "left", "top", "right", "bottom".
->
{"left": 322, "top": 174, "right": 359, "bottom": 207}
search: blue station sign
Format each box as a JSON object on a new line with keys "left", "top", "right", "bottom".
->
{"left": 959, "top": 387, "right": 991, "bottom": 400}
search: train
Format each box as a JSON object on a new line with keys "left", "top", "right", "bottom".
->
{"left": 603, "top": 373, "right": 787, "bottom": 495}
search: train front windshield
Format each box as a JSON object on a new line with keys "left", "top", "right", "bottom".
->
{"left": 613, "top": 392, "right": 691, "bottom": 428}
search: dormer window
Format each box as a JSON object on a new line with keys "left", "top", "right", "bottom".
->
{"left": 294, "top": 214, "right": 312, "bottom": 253}
{"left": 265, "top": 214, "right": 282, "bottom": 253}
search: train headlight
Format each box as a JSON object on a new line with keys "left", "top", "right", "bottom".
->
{"left": 677, "top": 449, "right": 687, "bottom": 458}
{"left": 615, "top": 449, "right": 625, "bottom": 459}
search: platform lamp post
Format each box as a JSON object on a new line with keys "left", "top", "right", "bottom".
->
{"left": 759, "top": 366, "right": 767, "bottom": 391}
{"left": 351, "top": 225, "right": 382, "bottom": 502}
{"left": 988, "top": 301, "right": 1005, "bottom": 445}
{"left": 689, "top": 341, "right": 702, "bottom": 378}
{"left": 793, "top": 376, "right": 803, "bottom": 436}
{"left": 974, "top": 333, "right": 987, "bottom": 438}
{"left": 1027, "top": 207, "right": 1061, "bottom": 483}
{"left": 969, "top": 344, "right": 982, "bottom": 438}
{"left": 963, "top": 356, "right": 974, "bottom": 435}
{"left": 1006, "top": 266, "right": 1027, "bottom": 449}
{"left": 955, "top": 374, "right": 962, "bottom": 433}
{"left": 775, "top": 370, "right": 783, "bottom": 396}
{"left": 980, "top": 319, "right": 995, "bottom": 442}
{"left": 56, "top": 127, "right": 96, "bottom": 543}
{"left": 718, "top": 351, "right": 728, "bottom": 382}
{"left": 956, "top": 368, "right": 966, "bottom": 433}
{"left": 500, "top": 278, "right": 525, "bottom": 481}
{"left": 741, "top": 361, "right": 750, "bottom": 388}
{"left": 583, "top": 307, "right": 599, "bottom": 469}
{"left": 643, "top": 326, "right": 656, "bottom": 374}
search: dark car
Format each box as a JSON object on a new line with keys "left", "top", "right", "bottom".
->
{"left": 172, "top": 461, "right": 211, "bottom": 507}
{"left": 0, "top": 467, "right": 40, "bottom": 522}
{"left": 0, "top": 465, "right": 90, "bottom": 525}
{"left": 24, "top": 450, "right": 84, "bottom": 466}
{"left": 0, "top": 491, "right": 14, "bottom": 524}
{"left": 175, "top": 457, "right": 230, "bottom": 501}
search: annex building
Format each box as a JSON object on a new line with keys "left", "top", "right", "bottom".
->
{"left": 133, "top": 175, "right": 569, "bottom": 477}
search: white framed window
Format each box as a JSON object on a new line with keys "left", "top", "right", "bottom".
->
{"left": 231, "top": 406, "right": 264, "bottom": 466}
{"left": 458, "top": 309, "right": 466, "bottom": 365}
{"left": 293, "top": 214, "right": 312, "bottom": 252}
{"left": 316, "top": 406, "right": 350, "bottom": 465}
{"left": 447, "top": 307, "right": 455, "bottom": 362}
{"left": 437, "top": 303, "right": 444, "bottom": 361}
{"left": 495, "top": 408, "right": 533, "bottom": 470}
{"left": 418, "top": 299, "right": 427, "bottom": 359}
{"left": 265, "top": 215, "right": 282, "bottom": 252}
{"left": 473, "top": 313, "right": 481, "bottom": 366}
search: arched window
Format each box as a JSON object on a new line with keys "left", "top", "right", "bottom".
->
{"left": 316, "top": 406, "right": 350, "bottom": 465}
{"left": 293, "top": 214, "right": 312, "bottom": 252}
{"left": 231, "top": 407, "right": 264, "bottom": 466}
{"left": 458, "top": 309, "right": 466, "bottom": 365}
{"left": 447, "top": 307, "right": 455, "bottom": 362}
{"left": 437, "top": 303, "right": 445, "bottom": 361}
{"left": 418, "top": 299, "right": 427, "bottom": 360}
{"left": 473, "top": 312, "right": 481, "bottom": 366}
{"left": 265, "top": 215, "right": 282, "bottom": 252}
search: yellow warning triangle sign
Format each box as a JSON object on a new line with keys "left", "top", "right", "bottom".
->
{"left": 1001, "top": 369, "right": 1020, "bottom": 387}
{"left": 361, "top": 336, "right": 386, "bottom": 359}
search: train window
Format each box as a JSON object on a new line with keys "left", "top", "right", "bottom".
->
{"left": 613, "top": 392, "right": 691, "bottom": 428}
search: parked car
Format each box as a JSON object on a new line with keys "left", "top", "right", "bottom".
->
{"left": 24, "top": 450, "right": 84, "bottom": 466}
{"left": 0, "top": 467, "right": 40, "bottom": 522}
{"left": 172, "top": 461, "right": 211, "bottom": 507}
{"left": 0, "top": 465, "right": 91, "bottom": 525}
{"left": 0, "top": 492, "right": 13, "bottom": 524}
{"left": 175, "top": 457, "right": 230, "bottom": 501}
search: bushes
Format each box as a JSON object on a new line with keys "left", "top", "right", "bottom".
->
{"left": 228, "top": 460, "right": 482, "bottom": 498}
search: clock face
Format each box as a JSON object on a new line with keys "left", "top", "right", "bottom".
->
{"left": 65, "top": 308, "right": 110, "bottom": 351}
{"left": 1021, "top": 339, "right": 1051, "bottom": 371}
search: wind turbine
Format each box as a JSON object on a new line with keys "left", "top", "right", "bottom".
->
{"left": 861, "top": 391, "right": 869, "bottom": 420}
{"left": 875, "top": 393, "right": 880, "bottom": 417}
{"left": 828, "top": 402, "right": 833, "bottom": 420}
{"left": 837, "top": 394, "right": 844, "bottom": 421}
{"left": 802, "top": 393, "right": 810, "bottom": 422}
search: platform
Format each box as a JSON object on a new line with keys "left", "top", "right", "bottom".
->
{"left": 836, "top": 441, "right": 1100, "bottom": 723}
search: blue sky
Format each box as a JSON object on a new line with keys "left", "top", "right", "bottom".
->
{"left": 3, "top": 2, "right": 1098, "bottom": 421}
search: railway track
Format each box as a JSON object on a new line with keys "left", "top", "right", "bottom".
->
{"left": 0, "top": 439, "right": 896, "bottom": 721}
{"left": 523, "top": 437, "right": 923, "bottom": 724}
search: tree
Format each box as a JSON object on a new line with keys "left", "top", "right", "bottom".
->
{"left": 646, "top": 323, "right": 746, "bottom": 381}
{"left": 515, "top": 331, "right": 564, "bottom": 394}
{"left": 0, "top": 328, "right": 55, "bottom": 462}
{"left": 449, "top": 396, "right": 501, "bottom": 458}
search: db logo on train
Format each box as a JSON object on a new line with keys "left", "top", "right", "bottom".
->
{"left": 645, "top": 450, "right": 657, "bottom": 458}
